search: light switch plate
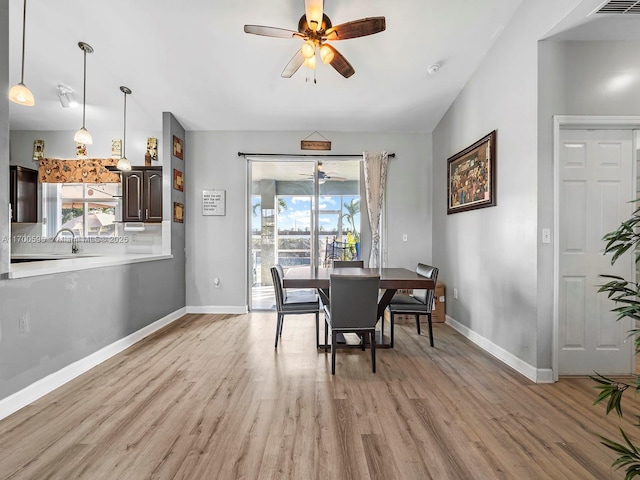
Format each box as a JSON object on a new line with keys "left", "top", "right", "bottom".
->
{"left": 542, "top": 228, "right": 551, "bottom": 244}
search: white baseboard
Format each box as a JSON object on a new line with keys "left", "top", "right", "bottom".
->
{"left": 445, "top": 315, "right": 554, "bottom": 384}
{"left": 0, "top": 307, "right": 187, "bottom": 421}
{"left": 186, "top": 305, "right": 248, "bottom": 314}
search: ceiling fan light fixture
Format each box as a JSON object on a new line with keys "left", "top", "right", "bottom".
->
{"left": 319, "top": 44, "right": 334, "bottom": 64}
{"left": 301, "top": 40, "right": 315, "bottom": 59}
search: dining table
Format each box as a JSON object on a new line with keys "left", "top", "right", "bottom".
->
{"left": 283, "top": 266, "right": 436, "bottom": 348}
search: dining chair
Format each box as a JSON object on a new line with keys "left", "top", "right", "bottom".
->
{"left": 271, "top": 265, "right": 321, "bottom": 349}
{"left": 387, "top": 263, "right": 439, "bottom": 348}
{"left": 333, "top": 260, "right": 364, "bottom": 268}
{"left": 324, "top": 274, "right": 380, "bottom": 374}
{"left": 320, "top": 259, "right": 364, "bottom": 309}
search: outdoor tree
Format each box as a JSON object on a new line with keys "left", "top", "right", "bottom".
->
{"left": 342, "top": 198, "right": 360, "bottom": 239}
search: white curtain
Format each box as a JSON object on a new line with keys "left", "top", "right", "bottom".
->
{"left": 363, "top": 151, "right": 388, "bottom": 268}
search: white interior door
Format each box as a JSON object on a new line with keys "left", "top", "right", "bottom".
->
{"left": 558, "top": 129, "right": 634, "bottom": 375}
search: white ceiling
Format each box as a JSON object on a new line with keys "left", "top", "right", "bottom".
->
{"left": 7, "top": 0, "right": 628, "bottom": 134}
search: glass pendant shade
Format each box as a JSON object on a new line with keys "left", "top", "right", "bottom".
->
{"left": 301, "top": 40, "right": 315, "bottom": 59}
{"left": 116, "top": 156, "right": 132, "bottom": 171}
{"left": 319, "top": 44, "right": 334, "bottom": 64}
{"left": 73, "top": 127, "right": 93, "bottom": 144}
{"left": 9, "top": 83, "right": 34, "bottom": 106}
{"left": 304, "top": 55, "right": 316, "bottom": 70}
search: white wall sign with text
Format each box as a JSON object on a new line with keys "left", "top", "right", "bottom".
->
{"left": 202, "top": 190, "right": 226, "bottom": 216}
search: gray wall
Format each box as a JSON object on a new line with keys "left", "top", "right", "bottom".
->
{"left": 185, "top": 131, "right": 432, "bottom": 309}
{"left": 536, "top": 39, "right": 640, "bottom": 368}
{"left": 432, "top": 0, "right": 583, "bottom": 370}
{"left": 1, "top": 0, "right": 9, "bottom": 273}
{"left": 0, "top": 0, "right": 186, "bottom": 400}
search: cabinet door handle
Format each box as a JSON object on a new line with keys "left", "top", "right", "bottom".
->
{"left": 146, "top": 208, "right": 149, "bottom": 220}
{"left": 139, "top": 209, "right": 142, "bottom": 220}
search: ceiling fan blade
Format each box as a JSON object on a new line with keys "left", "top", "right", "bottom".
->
{"left": 324, "top": 45, "right": 355, "bottom": 78}
{"left": 325, "top": 17, "right": 386, "bottom": 41}
{"left": 304, "top": 0, "right": 324, "bottom": 32}
{"left": 281, "top": 50, "right": 305, "bottom": 78}
{"left": 244, "top": 25, "right": 301, "bottom": 39}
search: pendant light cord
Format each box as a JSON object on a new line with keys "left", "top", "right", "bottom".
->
{"left": 19, "top": 0, "right": 27, "bottom": 83}
{"left": 82, "top": 47, "right": 87, "bottom": 128}
{"left": 122, "top": 91, "right": 127, "bottom": 157}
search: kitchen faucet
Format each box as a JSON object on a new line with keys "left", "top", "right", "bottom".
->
{"left": 53, "top": 228, "right": 79, "bottom": 254}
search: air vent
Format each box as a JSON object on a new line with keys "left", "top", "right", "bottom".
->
{"left": 596, "top": 0, "right": 640, "bottom": 13}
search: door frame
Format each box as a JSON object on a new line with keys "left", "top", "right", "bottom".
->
{"left": 553, "top": 115, "right": 639, "bottom": 380}
{"left": 245, "top": 157, "right": 364, "bottom": 311}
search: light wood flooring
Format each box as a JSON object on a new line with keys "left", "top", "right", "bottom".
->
{"left": 0, "top": 312, "right": 637, "bottom": 480}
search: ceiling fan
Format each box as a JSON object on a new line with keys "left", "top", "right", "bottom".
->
{"left": 244, "top": 0, "right": 386, "bottom": 79}
{"left": 299, "top": 162, "right": 346, "bottom": 183}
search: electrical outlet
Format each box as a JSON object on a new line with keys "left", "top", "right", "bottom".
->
{"left": 402, "top": 233, "right": 408, "bottom": 242}
{"left": 453, "top": 288, "right": 458, "bottom": 300}
{"left": 213, "top": 277, "right": 221, "bottom": 288}
{"left": 19, "top": 315, "right": 30, "bottom": 334}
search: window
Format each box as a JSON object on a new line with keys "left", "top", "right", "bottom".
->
{"left": 42, "top": 183, "right": 121, "bottom": 238}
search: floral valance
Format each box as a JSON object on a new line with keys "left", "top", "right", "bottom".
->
{"left": 39, "top": 158, "right": 120, "bottom": 183}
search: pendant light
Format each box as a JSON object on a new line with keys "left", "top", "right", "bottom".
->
{"left": 8, "top": 0, "right": 34, "bottom": 106}
{"left": 73, "top": 42, "right": 94, "bottom": 144}
{"left": 116, "top": 86, "right": 132, "bottom": 171}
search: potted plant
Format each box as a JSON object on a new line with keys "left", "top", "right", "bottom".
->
{"left": 593, "top": 199, "right": 640, "bottom": 479}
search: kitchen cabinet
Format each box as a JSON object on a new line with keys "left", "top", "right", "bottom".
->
{"left": 122, "top": 167, "right": 163, "bottom": 222}
{"left": 10, "top": 165, "right": 38, "bottom": 223}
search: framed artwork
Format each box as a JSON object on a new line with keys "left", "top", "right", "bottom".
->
{"left": 173, "top": 135, "right": 183, "bottom": 160}
{"left": 147, "top": 137, "right": 158, "bottom": 161}
{"left": 76, "top": 142, "right": 87, "bottom": 158}
{"left": 202, "top": 190, "right": 226, "bottom": 216}
{"left": 111, "top": 139, "right": 122, "bottom": 158}
{"left": 33, "top": 139, "right": 45, "bottom": 161}
{"left": 173, "top": 169, "right": 184, "bottom": 191}
{"left": 447, "top": 130, "right": 497, "bottom": 214}
{"left": 173, "top": 202, "right": 184, "bottom": 223}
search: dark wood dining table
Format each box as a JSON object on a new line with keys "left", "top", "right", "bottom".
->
{"left": 283, "top": 267, "right": 436, "bottom": 348}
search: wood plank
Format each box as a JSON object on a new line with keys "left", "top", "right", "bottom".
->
{"left": 0, "top": 314, "right": 635, "bottom": 479}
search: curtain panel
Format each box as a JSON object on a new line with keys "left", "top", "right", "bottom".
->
{"left": 39, "top": 158, "right": 120, "bottom": 183}
{"left": 363, "top": 151, "right": 388, "bottom": 268}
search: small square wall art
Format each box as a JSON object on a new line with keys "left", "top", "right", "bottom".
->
{"left": 173, "top": 135, "right": 183, "bottom": 160}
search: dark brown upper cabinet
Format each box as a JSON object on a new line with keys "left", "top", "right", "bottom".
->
{"left": 122, "top": 167, "right": 163, "bottom": 223}
{"left": 10, "top": 165, "right": 38, "bottom": 223}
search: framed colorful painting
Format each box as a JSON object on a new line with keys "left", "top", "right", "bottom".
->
{"left": 447, "top": 130, "right": 497, "bottom": 214}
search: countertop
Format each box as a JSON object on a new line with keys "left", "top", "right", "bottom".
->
{"left": 8, "top": 253, "right": 173, "bottom": 279}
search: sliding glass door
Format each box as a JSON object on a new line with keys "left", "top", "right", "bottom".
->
{"left": 248, "top": 159, "right": 361, "bottom": 310}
